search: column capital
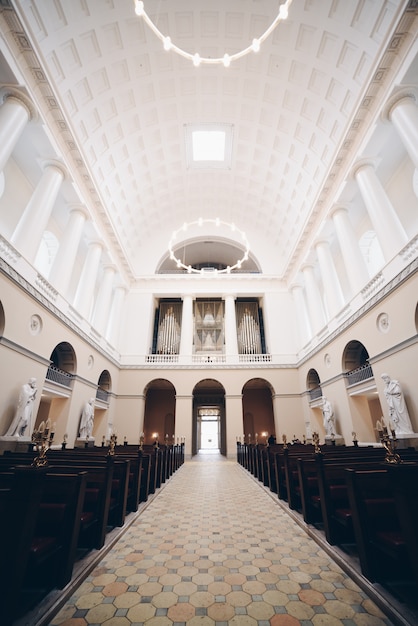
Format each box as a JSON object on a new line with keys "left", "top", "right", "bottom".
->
{"left": 68, "top": 204, "right": 89, "bottom": 219}
{"left": 40, "top": 159, "right": 68, "bottom": 180}
{"left": 381, "top": 87, "right": 418, "bottom": 122}
{"left": 314, "top": 238, "right": 331, "bottom": 250}
{"left": 0, "top": 88, "right": 37, "bottom": 121}
{"left": 329, "top": 204, "right": 351, "bottom": 219}
{"left": 350, "top": 158, "right": 380, "bottom": 180}
{"left": 222, "top": 293, "right": 237, "bottom": 300}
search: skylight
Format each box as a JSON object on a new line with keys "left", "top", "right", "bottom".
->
{"left": 192, "top": 131, "right": 226, "bottom": 161}
{"left": 185, "top": 124, "right": 233, "bottom": 169}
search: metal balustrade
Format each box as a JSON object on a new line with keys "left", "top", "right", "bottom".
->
{"left": 46, "top": 365, "right": 74, "bottom": 387}
{"left": 344, "top": 363, "right": 374, "bottom": 386}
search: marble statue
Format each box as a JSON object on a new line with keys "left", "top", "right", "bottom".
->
{"left": 79, "top": 397, "right": 95, "bottom": 439}
{"left": 381, "top": 373, "right": 414, "bottom": 435}
{"left": 322, "top": 396, "right": 336, "bottom": 437}
{"left": 5, "top": 377, "right": 37, "bottom": 437}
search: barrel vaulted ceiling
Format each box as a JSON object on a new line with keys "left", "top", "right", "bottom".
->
{"left": 1, "top": 0, "right": 417, "bottom": 282}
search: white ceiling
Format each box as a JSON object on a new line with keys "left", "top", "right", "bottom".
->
{"left": 3, "top": 0, "right": 415, "bottom": 281}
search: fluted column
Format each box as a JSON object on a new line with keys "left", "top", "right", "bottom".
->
{"left": 92, "top": 264, "right": 116, "bottom": 334}
{"left": 385, "top": 92, "right": 418, "bottom": 170}
{"left": 11, "top": 162, "right": 65, "bottom": 262}
{"left": 0, "top": 93, "right": 33, "bottom": 174}
{"left": 290, "top": 282, "right": 312, "bottom": 346}
{"left": 48, "top": 206, "right": 88, "bottom": 294}
{"left": 179, "top": 294, "right": 194, "bottom": 362}
{"left": 223, "top": 293, "right": 239, "bottom": 359}
{"left": 73, "top": 240, "right": 103, "bottom": 320}
{"left": 301, "top": 264, "right": 326, "bottom": 335}
{"left": 331, "top": 206, "right": 369, "bottom": 294}
{"left": 353, "top": 160, "right": 408, "bottom": 260}
{"left": 314, "top": 239, "right": 344, "bottom": 318}
{"left": 106, "top": 285, "right": 127, "bottom": 346}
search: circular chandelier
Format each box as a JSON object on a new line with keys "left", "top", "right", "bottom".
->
{"left": 168, "top": 218, "right": 250, "bottom": 274}
{"left": 134, "top": 0, "right": 293, "bottom": 67}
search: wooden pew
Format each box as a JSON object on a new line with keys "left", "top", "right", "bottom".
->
{"left": 0, "top": 453, "right": 117, "bottom": 550}
{"left": 0, "top": 467, "right": 87, "bottom": 625}
{"left": 345, "top": 466, "right": 417, "bottom": 588}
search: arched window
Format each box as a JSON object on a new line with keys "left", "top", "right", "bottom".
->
{"left": 34, "top": 230, "right": 59, "bottom": 277}
{"left": 359, "top": 230, "right": 385, "bottom": 276}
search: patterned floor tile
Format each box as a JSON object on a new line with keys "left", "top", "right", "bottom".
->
{"left": 49, "top": 455, "right": 397, "bottom": 626}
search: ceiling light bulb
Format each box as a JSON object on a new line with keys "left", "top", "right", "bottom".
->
{"left": 279, "top": 4, "right": 289, "bottom": 19}
{"left": 163, "top": 36, "right": 172, "bottom": 51}
{"left": 251, "top": 39, "right": 260, "bottom": 52}
{"left": 134, "top": 0, "right": 145, "bottom": 17}
{"left": 223, "top": 53, "right": 231, "bottom": 67}
{"left": 193, "top": 53, "right": 201, "bottom": 67}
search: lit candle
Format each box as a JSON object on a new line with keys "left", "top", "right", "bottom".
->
{"left": 38, "top": 421, "right": 45, "bottom": 433}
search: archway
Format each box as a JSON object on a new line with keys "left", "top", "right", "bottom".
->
{"left": 143, "top": 379, "right": 176, "bottom": 445}
{"left": 342, "top": 340, "right": 380, "bottom": 442}
{"left": 192, "top": 379, "right": 226, "bottom": 456}
{"left": 242, "top": 378, "right": 275, "bottom": 444}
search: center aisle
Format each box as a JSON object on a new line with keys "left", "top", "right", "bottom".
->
{"left": 51, "top": 454, "right": 393, "bottom": 626}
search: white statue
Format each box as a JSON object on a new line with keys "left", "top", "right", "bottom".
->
{"left": 381, "top": 373, "right": 414, "bottom": 435}
{"left": 5, "top": 378, "right": 38, "bottom": 437}
{"left": 322, "top": 397, "right": 336, "bottom": 437}
{"left": 79, "top": 397, "right": 95, "bottom": 439}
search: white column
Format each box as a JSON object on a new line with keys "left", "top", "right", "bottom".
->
{"left": 353, "top": 161, "right": 408, "bottom": 260}
{"left": 331, "top": 206, "right": 369, "bottom": 294}
{"left": 48, "top": 206, "right": 88, "bottom": 293}
{"left": 386, "top": 93, "right": 418, "bottom": 170}
{"left": 175, "top": 394, "right": 193, "bottom": 459}
{"left": 73, "top": 240, "right": 103, "bottom": 320}
{"left": 11, "top": 162, "right": 65, "bottom": 262}
{"left": 92, "top": 264, "right": 116, "bottom": 334}
{"left": 301, "top": 264, "right": 326, "bottom": 335}
{"left": 179, "top": 294, "right": 194, "bottom": 363}
{"left": 0, "top": 93, "right": 32, "bottom": 173}
{"left": 223, "top": 293, "right": 238, "bottom": 360}
{"left": 314, "top": 239, "right": 345, "bottom": 318}
{"left": 106, "top": 285, "right": 127, "bottom": 346}
{"left": 225, "top": 394, "right": 243, "bottom": 459}
{"left": 290, "top": 282, "right": 312, "bottom": 346}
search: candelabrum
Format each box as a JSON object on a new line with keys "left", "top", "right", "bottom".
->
{"left": 61, "top": 433, "right": 68, "bottom": 450}
{"left": 282, "top": 434, "right": 288, "bottom": 450}
{"left": 139, "top": 432, "right": 144, "bottom": 450}
{"left": 352, "top": 431, "right": 358, "bottom": 447}
{"left": 376, "top": 418, "right": 401, "bottom": 464}
{"left": 31, "top": 419, "right": 55, "bottom": 467}
{"left": 312, "top": 431, "right": 321, "bottom": 455}
{"left": 108, "top": 432, "right": 117, "bottom": 456}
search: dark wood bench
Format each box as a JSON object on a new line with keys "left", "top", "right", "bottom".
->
{"left": 345, "top": 466, "right": 418, "bottom": 588}
{"left": 0, "top": 467, "right": 87, "bottom": 625}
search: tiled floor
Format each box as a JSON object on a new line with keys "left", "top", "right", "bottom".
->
{"left": 48, "top": 454, "right": 398, "bottom": 626}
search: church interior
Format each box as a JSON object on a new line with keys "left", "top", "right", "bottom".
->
{"left": 1, "top": 0, "right": 418, "bottom": 624}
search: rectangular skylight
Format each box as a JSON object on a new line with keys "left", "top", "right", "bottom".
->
{"left": 192, "top": 130, "right": 226, "bottom": 161}
{"left": 185, "top": 124, "right": 233, "bottom": 169}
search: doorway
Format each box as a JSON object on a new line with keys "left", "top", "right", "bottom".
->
{"left": 198, "top": 407, "right": 220, "bottom": 451}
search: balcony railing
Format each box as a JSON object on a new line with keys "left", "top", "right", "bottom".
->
{"left": 238, "top": 353, "right": 272, "bottom": 363}
{"left": 96, "top": 387, "right": 110, "bottom": 402}
{"left": 344, "top": 363, "right": 374, "bottom": 386}
{"left": 146, "top": 354, "right": 179, "bottom": 364}
{"left": 308, "top": 386, "right": 322, "bottom": 401}
{"left": 46, "top": 364, "right": 74, "bottom": 388}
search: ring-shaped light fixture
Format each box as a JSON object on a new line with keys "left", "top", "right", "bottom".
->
{"left": 168, "top": 218, "right": 250, "bottom": 274}
{"left": 134, "top": 0, "right": 293, "bottom": 67}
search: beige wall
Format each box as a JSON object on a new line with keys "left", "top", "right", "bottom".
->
{"left": 0, "top": 266, "right": 417, "bottom": 454}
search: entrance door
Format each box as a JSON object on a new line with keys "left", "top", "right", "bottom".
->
{"left": 198, "top": 407, "right": 220, "bottom": 451}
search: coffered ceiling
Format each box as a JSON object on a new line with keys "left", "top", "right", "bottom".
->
{"left": 2, "top": 0, "right": 416, "bottom": 281}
